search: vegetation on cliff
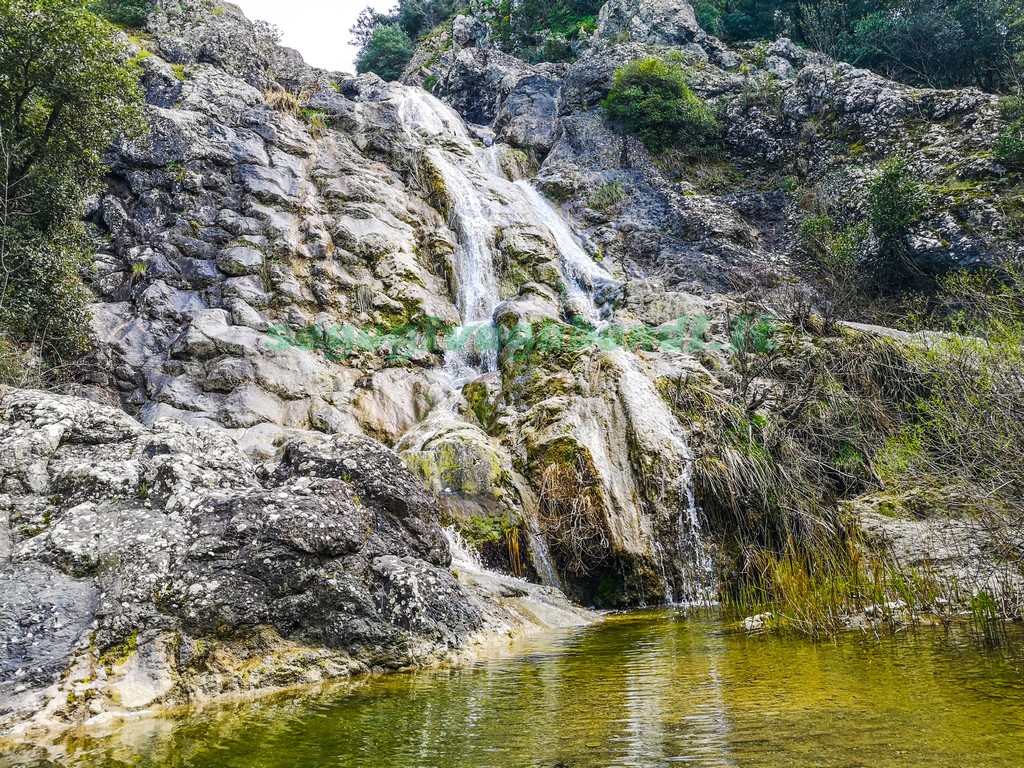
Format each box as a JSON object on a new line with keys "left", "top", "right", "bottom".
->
{"left": 356, "top": 23, "right": 416, "bottom": 81}
{"left": 351, "top": 0, "right": 604, "bottom": 78}
{"left": 0, "top": 0, "right": 142, "bottom": 379}
{"left": 697, "top": 0, "right": 1024, "bottom": 92}
{"left": 603, "top": 57, "right": 721, "bottom": 154}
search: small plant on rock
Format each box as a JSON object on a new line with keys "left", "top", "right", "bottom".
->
{"left": 588, "top": 181, "right": 627, "bottom": 212}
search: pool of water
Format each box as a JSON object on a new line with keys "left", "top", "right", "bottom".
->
{"left": 7, "top": 611, "right": 1024, "bottom": 767}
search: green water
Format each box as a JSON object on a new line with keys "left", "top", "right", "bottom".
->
{"left": 8, "top": 611, "right": 1024, "bottom": 767}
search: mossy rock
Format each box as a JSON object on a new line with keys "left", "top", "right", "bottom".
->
{"left": 418, "top": 156, "right": 452, "bottom": 218}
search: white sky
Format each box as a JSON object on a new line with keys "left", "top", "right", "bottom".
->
{"left": 232, "top": 0, "right": 397, "bottom": 74}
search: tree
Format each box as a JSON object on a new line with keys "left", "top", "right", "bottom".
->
{"left": 355, "top": 24, "right": 415, "bottom": 81}
{"left": 693, "top": 0, "right": 1024, "bottom": 94}
{"left": 603, "top": 58, "right": 720, "bottom": 154}
{"left": 89, "top": 0, "right": 152, "bottom": 28}
{"left": 799, "top": 0, "right": 850, "bottom": 60}
{"left": 349, "top": 6, "right": 390, "bottom": 48}
{"left": 0, "top": 0, "right": 142, "bottom": 358}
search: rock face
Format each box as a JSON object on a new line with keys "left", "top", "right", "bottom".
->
{"left": 404, "top": 0, "right": 1016, "bottom": 289}
{"left": 0, "top": 388, "right": 588, "bottom": 737}
{"left": 81, "top": 0, "right": 1021, "bottom": 607}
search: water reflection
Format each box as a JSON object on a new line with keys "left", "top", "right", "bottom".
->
{"left": 5, "top": 611, "right": 1024, "bottom": 767}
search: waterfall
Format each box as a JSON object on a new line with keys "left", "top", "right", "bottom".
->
{"left": 442, "top": 526, "right": 486, "bottom": 574}
{"left": 426, "top": 147, "right": 502, "bottom": 372}
{"left": 392, "top": 85, "right": 715, "bottom": 605}
{"left": 512, "top": 179, "right": 717, "bottom": 604}
{"left": 394, "top": 90, "right": 505, "bottom": 374}
{"left": 613, "top": 349, "right": 718, "bottom": 606}
{"left": 513, "top": 181, "right": 613, "bottom": 326}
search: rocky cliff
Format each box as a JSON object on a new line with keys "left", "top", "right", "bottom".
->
{"left": 2, "top": 0, "right": 1021, "bottom": 739}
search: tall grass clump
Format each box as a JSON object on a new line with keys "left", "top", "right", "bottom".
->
{"left": 672, "top": 262, "right": 1024, "bottom": 634}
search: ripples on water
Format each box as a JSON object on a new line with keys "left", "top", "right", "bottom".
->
{"left": 7, "top": 611, "right": 1024, "bottom": 768}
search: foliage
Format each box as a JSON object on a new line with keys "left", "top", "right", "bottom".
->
{"left": 883, "top": 267, "right": 1024, "bottom": 506}
{"left": 696, "top": 0, "right": 1024, "bottom": 93}
{"left": 263, "top": 86, "right": 300, "bottom": 113}
{"left": 995, "top": 96, "right": 1024, "bottom": 168}
{"left": 602, "top": 58, "right": 721, "bottom": 155}
{"left": 0, "top": 0, "right": 144, "bottom": 359}
{"left": 798, "top": 215, "right": 867, "bottom": 327}
{"left": 89, "top": 0, "right": 151, "bottom": 28}
{"left": 588, "top": 181, "right": 627, "bottom": 212}
{"left": 536, "top": 439, "right": 609, "bottom": 576}
{"left": 695, "top": 260, "right": 1024, "bottom": 633}
{"left": 866, "top": 157, "right": 928, "bottom": 284}
{"left": 355, "top": 24, "right": 415, "bottom": 81}
{"left": 481, "top": 0, "right": 601, "bottom": 63}
{"left": 351, "top": 0, "right": 601, "bottom": 66}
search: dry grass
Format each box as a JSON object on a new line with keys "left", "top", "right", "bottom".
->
{"left": 263, "top": 85, "right": 300, "bottom": 114}
{"left": 538, "top": 455, "right": 609, "bottom": 575}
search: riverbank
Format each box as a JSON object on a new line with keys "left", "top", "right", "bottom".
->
{"left": 5, "top": 610, "right": 1023, "bottom": 767}
{"left": 0, "top": 549, "right": 595, "bottom": 749}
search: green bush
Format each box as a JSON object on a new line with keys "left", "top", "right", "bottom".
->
{"left": 868, "top": 158, "right": 927, "bottom": 241}
{"left": 602, "top": 57, "right": 720, "bottom": 154}
{"left": 866, "top": 157, "right": 928, "bottom": 281}
{"left": 89, "top": 0, "right": 151, "bottom": 28}
{"left": 355, "top": 24, "right": 414, "bottom": 81}
{"left": 995, "top": 127, "right": 1024, "bottom": 168}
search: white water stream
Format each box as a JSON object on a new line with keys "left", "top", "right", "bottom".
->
{"left": 393, "top": 86, "right": 716, "bottom": 604}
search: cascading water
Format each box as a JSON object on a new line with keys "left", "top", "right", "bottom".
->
{"left": 392, "top": 85, "right": 716, "bottom": 604}
{"left": 517, "top": 182, "right": 717, "bottom": 604}
{"left": 394, "top": 90, "right": 505, "bottom": 375}
{"left": 513, "top": 181, "right": 612, "bottom": 326}
{"left": 426, "top": 147, "right": 502, "bottom": 373}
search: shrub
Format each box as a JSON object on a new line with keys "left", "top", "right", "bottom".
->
{"left": 995, "top": 97, "right": 1024, "bottom": 168}
{"left": 89, "top": 0, "right": 151, "bottom": 28}
{"left": 355, "top": 23, "right": 414, "bottom": 81}
{"left": 995, "top": 127, "right": 1024, "bottom": 168}
{"left": 866, "top": 157, "right": 928, "bottom": 282}
{"left": 602, "top": 57, "right": 720, "bottom": 154}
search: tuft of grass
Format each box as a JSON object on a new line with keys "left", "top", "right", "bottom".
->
{"left": 264, "top": 86, "right": 299, "bottom": 114}
{"left": 588, "top": 181, "right": 627, "bottom": 212}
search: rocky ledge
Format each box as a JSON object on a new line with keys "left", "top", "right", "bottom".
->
{"left": 0, "top": 388, "right": 591, "bottom": 740}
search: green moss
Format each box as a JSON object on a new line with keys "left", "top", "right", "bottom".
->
{"left": 419, "top": 156, "right": 451, "bottom": 217}
{"left": 99, "top": 630, "right": 138, "bottom": 668}
{"left": 463, "top": 380, "right": 497, "bottom": 431}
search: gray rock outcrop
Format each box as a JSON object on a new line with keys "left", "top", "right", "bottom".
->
{"left": 0, "top": 388, "right": 589, "bottom": 738}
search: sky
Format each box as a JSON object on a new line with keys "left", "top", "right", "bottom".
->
{"left": 232, "top": 0, "right": 396, "bottom": 74}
